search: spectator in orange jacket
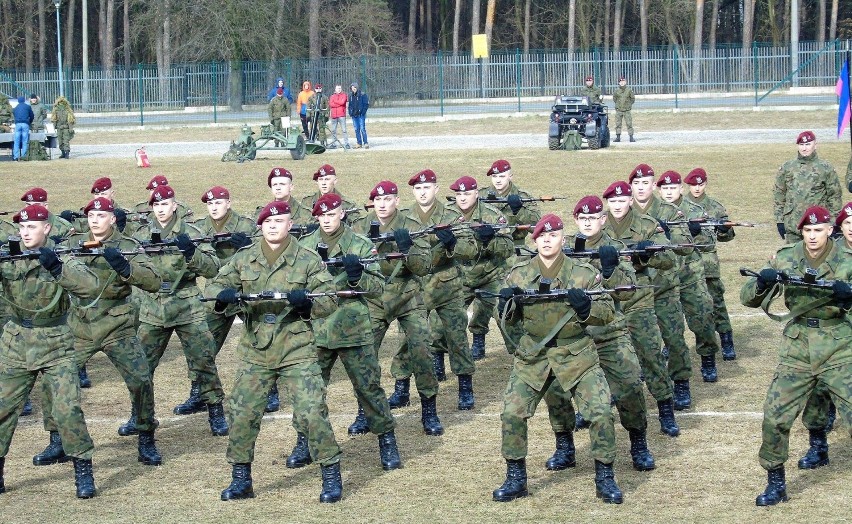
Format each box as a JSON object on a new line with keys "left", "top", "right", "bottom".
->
{"left": 327, "top": 85, "right": 350, "bottom": 149}
{"left": 295, "top": 80, "right": 315, "bottom": 136}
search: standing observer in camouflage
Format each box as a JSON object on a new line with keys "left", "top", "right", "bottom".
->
{"left": 581, "top": 76, "right": 603, "bottom": 105}
{"left": 612, "top": 76, "right": 635, "bottom": 142}
{"left": 773, "top": 131, "right": 842, "bottom": 243}
{"left": 51, "top": 96, "right": 75, "bottom": 159}
{"left": 741, "top": 206, "right": 852, "bottom": 507}
{"left": 268, "top": 87, "right": 291, "bottom": 146}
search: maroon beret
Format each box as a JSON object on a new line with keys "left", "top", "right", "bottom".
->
{"left": 369, "top": 181, "right": 398, "bottom": 201}
{"left": 276, "top": 88, "right": 284, "bottom": 96}
{"left": 602, "top": 181, "right": 632, "bottom": 199}
{"left": 91, "top": 177, "right": 112, "bottom": 194}
{"left": 202, "top": 186, "right": 230, "bottom": 203}
{"left": 268, "top": 167, "right": 293, "bottom": 186}
{"left": 21, "top": 187, "right": 48, "bottom": 203}
{"left": 450, "top": 176, "right": 478, "bottom": 192}
{"left": 797, "top": 206, "right": 832, "bottom": 230}
{"left": 531, "top": 213, "right": 564, "bottom": 240}
{"left": 796, "top": 130, "right": 816, "bottom": 144}
{"left": 836, "top": 202, "right": 852, "bottom": 227}
{"left": 313, "top": 164, "right": 336, "bottom": 181}
{"left": 487, "top": 159, "right": 511, "bottom": 176}
{"left": 13, "top": 204, "right": 49, "bottom": 223}
{"left": 146, "top": 175, "right": 169, "bottom": 190}
{"left": 83, "top": 197, "right": 115, "bottom": 214}
{"left": 684, "top": 168, "right": 707, "bottom": 185}
{"left": 628, "top": 163, "right": 654, "bottom": 183}
{"left": 656, "top": 171, "right": 682, "bottom": 187}
{"left": 312, "top": 193, "right": 343, "bottom": 216}
{"left": 408, "top": 169, "right": 437, "bottom": 186}
{"left": 573, "top": 195, "right": 604, "bottom": 216}
{"left": 149, "top": 185, "right": 176, "bottom": 206}
{"left": 256, "top": 201, "right": 291, "bottom": 225}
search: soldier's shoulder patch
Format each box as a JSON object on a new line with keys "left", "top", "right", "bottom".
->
{"left": 594, "top": 272, "right": 602, "bottom": 284}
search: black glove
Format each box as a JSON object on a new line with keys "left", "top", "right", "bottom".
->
{"left": 50, "top": 235, "right": 64, "bottom": 244}
{"left": 114, "top": 208, "right": 127, "bottom": 232}
{"left": 832, "top": 280, "right": 852, "bottom": 302}
{"left": 776, "top": 223, "right": 786, "bottom": 240}
{"left": 598, "top": 245, "right": 619, "bottom": 279}
{"left": 756, "top": 268, "right": 779, "bottom": 292}
{"left": 175, "top": 233, "right": 196, "bottom": 261}
{"left": 304, "top": 223, "right": 320, "bottom": 235}
{"left": 687, "top": 221, "right": 702, "bottom": 238}
{"left": 565, "top": 288, "right": 592, "bottom": 320}
{"left": 393, "top": 228, "right": 413, "bottom": 253}
{"left": 435, "top": 228, "right": 457, "bottom": 251}
{"left": 497, "top": 287, "right": 523, "bottom": 318}
{"left": 506, "top": 194, "right": 523, "bottom": 215}
{"left": 214, "top": 287, "right": 239, "bottom": 313}
{"left": 632, "top": 240, "right": 655, "bottom": 264}
{"left": 288, "top": 288, "right": 312, "bottom": 317}
{"left": 103, "top": 247, "right": 131, "bottom": 278}
{"left": 342, "top": 254, "right": 363, "bottom": 283}
{"left": 656, "top": 219, "right": 671, "bottom": 240}
{"left": 60, "top": 210, "right": 75, "bottom": 222}
{"left": 38, "top": 247, "right": 63, "bottom": 278}
{"left": 716, "top": 224, "right": 731, "bottom": 234}
{"left": 229, "top": 232, "right": 252, "bottom": 249}
{"left": 473, "top": 224, "right": 496, "bottom": 246}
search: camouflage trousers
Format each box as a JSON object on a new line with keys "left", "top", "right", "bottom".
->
{"left": 57, "top": 126, "right": 73, "bottom": 151}
{"left": 227, "top": 360, "right": 341, "bottom": 466}
{"left": 0, "top": 359, "right": 94, "bottom": 459}
{"left": 800, "top": 383, "right": 834, "bottom": 430}
{"left": 293, "top": 344, "right": 395, "bottom": 436}
{"left": 679, "top": 277, "right": 720, "bottom": 359}
{"left": 653, "top": 289, "right": 692, "bottom": 382}
{"left": 706, "top": 277, "right": 733, "bottom": 334}
{"left": 41, "top": 334, "right": 156, "bottom": 433}
{"left": 615, "top": 110, "right": 634, "bottom": 136}
{"left": 462, "top": 275, "right": 525, "bottom": 355}
{"left": 138, "top": 320, "right": 225, "bottom": 404}
{"left": 625, "top": 307, "right": 673, "bottom": 401}
{"left": 395, "top": 297, "right": 475, "bottom": 377}
{"left": 502, "top": 366, "right": 616, "bottom": 463}
{"left": 545, "top": 333, "right": 648, "bottom": 432}
{"left": 183, "top": 312, "right": 237, "bottom": 383}
{"left": 759, "top": 362, "right": 852, "bottom": 470}
{"left": 371, "top": 306, "right": 439, "bottom": 398}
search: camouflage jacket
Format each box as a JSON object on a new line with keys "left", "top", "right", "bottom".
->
{"left": 30, "top": 102, "right": 48, "bottom": 131}
{"left": 132, "top": 215, "right": 220, "bottom": 327}
{"left": 673, "top": 196, "right": 713, "bottom": 286}
{"left": 306, "top": 93, "right": 330, "bottom": 116}
{"left": 254, "top": 198, "right": 311, "bottom": 227}
{"left": 299, "top": 190, "right": 361, "bottom": 225}
{"left": 268, "top": 96, "right": 291, "bottom": 120}
{"left": 504, "top": 255, "right": 615, "bottom": 391}
{"left": 205, "top": 238, "right": 336, "bottom": 368}
{"left": 606, "top": 206, "right": 675, "bottom": 302}
{"left": 48, "top": 212, "right": 74, "bottom": 240}
{"left": 612, "top": 85, "right": 635, "bottom": 111}
{"left": 0, "top": 96, "right": 11, "bottom": 126}
{"left": 581, "top": 86, "right": 603, "bottom": 105}
{"left": 741, "top": 241, "right": 852, "bottom": 372}
{"left": 684, "top": 192, "right": 736, "bottom": 278}
{"left": 300, "top": 226, "right": 383, "bottom": 349}
{"left": 351, "top": 210, "right": 431, "bottom": 320}
{"left": 452, "top": 200, "right": 514, "bottom": 288}
{"left": 632, "top": 197, "right": 689, "bottom": 294}
{"left": 479, "top": 182, "right": 541, "bottom": 245}
{"left": 773, "top": 152, "right": 842, "bottom": 232}
{"left": 0, "top": 219, "right": 17, "bottom": 241}
{"left": 192, "top": 210, "right": 258, "bottom": 261}
{"left": 62, "top": 227, "right": 161, "bottom": 348}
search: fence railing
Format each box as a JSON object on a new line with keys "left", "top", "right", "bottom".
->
{"left": 1, "top": 40, "right": 848, "bottom": 127}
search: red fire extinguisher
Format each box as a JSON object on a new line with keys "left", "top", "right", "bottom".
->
{"left": 135, "top": 147, "right": 151, "bottom": 168}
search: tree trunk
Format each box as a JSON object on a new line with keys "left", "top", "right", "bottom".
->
{"left": 124, "top": 0, "right": 130, "bottom": 71}
{"left": 484, "top": 0, "right": 495, "bottom": 44}
{"left": 408, "top": 0, "right": 417, "bottom": 53}
{"left": 613, "top": 0, "right": 622, "bottom": 53}
{"left": 604, "top": 0, "right": 610, "bottom": 55}
{"left": 105, "top": 0, "right": 115, "bottom": 70}
{"left": 309, "top": 0, "right": 320, "bottom": 59}
{"left": 742, "top": 0, "right": 754, "bottom": 78}
{"left": 829, "top": 0, "right": 838, "bottom": 40}
{"left": 270, "top": 0, "right": 286, "bottom": 85}
{"left": 99, "top": 0, "right": 106, "bottom": 65}
{"left": 709, "top": 0, "right": 720, "bottom": 49}
{"left": 39, "top": 0, "right": 46, "bottom": 72}
{"left": 471, "top": 0, "right": 480, "bottom": 36}
{"left": 691, "top": 0, "right": 704, "bottom": 86}
{"left": 639, "top": 0, "right": 648, "bottom": 88}
{"left": 64, "top": 0, "right": 76, "bottom": 68}
{"left": 25, "top": 3, "right": 34, "bottom": 73}
{"left": 426, "top": 0, "right": 433, "bottom": 51}
{"left": 816, "top": 0, "right": 825, "bottom": 43}
{"left": 229, "top": 60, "right": 242, "bottom": 111}
{"left": 452, "top": 0, "right": 461, "bottom": 55}
{"left": 567, "top": 0, "right": 576, "bottom": 80}
{"left": 523, "top": 0, "right": 530, "bottom": 54}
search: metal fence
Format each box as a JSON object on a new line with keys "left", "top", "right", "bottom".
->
{"left": 1, "top": 39, "right": 849, "bottom": 128}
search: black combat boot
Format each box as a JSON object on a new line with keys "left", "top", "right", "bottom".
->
{"left": 458, "top": 374, "right": 475, "bottom": 411}
{"left": 658, "top": 399, "right": 680, "bottom": 437}
{"left": 319, "top": 462, "right": 343, "bottom": 503}
{"left": 33, "top": 430, "right": 70, "bottom": 466}
{"left": 471, "top": 333, "right": 486, "bottom": 361}
{"left": 545, "top": 432, "right": 576, "bottom": 471}
{"left": 594, "top": 460, "right": 623, "bottom": 504}
{"left": 221, "top": 463, "right": 255, "bottom": 500}
{"left": 825, "top": 401, "right": 836, "bottom": 433}
{"left": 387, "top": 378, "right": 410, "bottom": 409}
{"left": 173, "top": 380, "right": 205, "bottom": 415}
{"left": 574, "top": 412, "right": 590, "bottom": 431}
{"left": 420, "top": 394, "right": 444, "bottom": 436}
{"left": 78, "top": 365, "right": 91, "bottom": 388}
{"left": 0, "top": 456, "right": 5, "bottom": 494}
{"left": 378, "top": 431, "right": 402, "bottom": 471}
{"left": 138, "top": 431, "right": 162, "bottom": 466}
{"left": 719, "top": 331, "right": 736, "bottom": 361}
{"left": 797, "top": 429, "right": 829, "bottom": 469}
{"left": 672, "top": 380, "right": 692, "bottom": 411}
{"left": 629, "top": 135, "right": 636, "bottom": 142}
{"left": 348, "top": 402, "right": 370, "bottom": 436}
{"left": 432, "top": 352, "right": 447, "bottom": 382}
{"left": 73, "top": 458, "right": 96, "bottom": 499}
{"left": 614, "top": 135, "right": 621, "bottom": 143}
{"left": 492, "top": 459, "right": 528, "bottom": 502}
{"left": 118, "top": 405, "right": 138, "bottom": 436}
{"left": 207, "top": 402, "right": 229, "bottom": 436}
{"left": 21, "top": 396, "right": 33, "bottom": 416}
{"left": 286, "top": 433, "right": 313, "bottom": 469}
{"left": 628, "top": 429, "right": 656, "bottom": 471}
{"left": 700, "top": 354, "right": 718, "bottom": 383}
{"left": 265, "top": 382, "right": 280, "bottom": 413}
{"left": 755, "top": 466, "right": 789, "bottom": 506}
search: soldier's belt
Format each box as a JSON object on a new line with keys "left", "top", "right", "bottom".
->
{"left": 10, "top": 315, "right": 68, "bottom": 328}
{"left": 544, "top": 335, "right": 582, "bottom": 348}
{"left": 793, "top": 317, "right": 847, "bottom": 328}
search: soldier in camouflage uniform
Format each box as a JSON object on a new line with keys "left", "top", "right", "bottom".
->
{"left": 657, "top": 171, "right": 723, "bottom": 384}
{"left": 130, "top": 185, "right": 228, "bottom": 437}
{"left": 0, "top": 94, "right": 12, "bottom": 132}
{"left": 612, "top": 76, "right": 635, "bottom": 142}
{"left": 604, "top": 180, "right": 681, "bottom": 436}
{"left": 741, "top": 206, "right": 852, "bottom": 506}
{"left": 493, "top": 213, "right": 623, "bottom": 504}
{"left": 448, "top": 176, "right": 515, "bottom": 359}
{"left": 773, "top": 131, "right": 842, "bottom": 244}
{"left": 172, "top": 186, "right": 257, "bottom": 417}
{"left": 306, "top": 84, "right": 330, "bottom": 143}
{"left": 473, "top": 159, "right": 541, "bottom": 358}
{"left": 581, "top": 76, "right": 603, "bottom": 105}
{"left": 60, "top": 177, "right": 132, "bottom": 236}
{"left": 20, "top": 188, "right": 74, "bottom": 240}
{"left": 33, "top": 197, "right": 163, "bottom": 467}
{"left": 288, "top": 193, "right": 401, "bottom": 470}
{"left": 29, "top": 94, "right": 47, "bottom": 132}
{"left": 683, "top": 168, "right": 738, "bottom": 360}
{"left": 256, "top": 167, "right": 313, "bottom": 229}
{"left": 351, "top": 181, "right": 444, "bottom": 436}
{"left": 392, "top": 169, "right": 478, "bottom": 410}
{"left": 299, "top": 164, "right": 361, "bottom": 225}
{"left": 206, "top": 200, "right": 344, "bottom": 503}
{"left": 132, "top": 175, "right": 195, "bottom": 223}
{"left": 50, "top": 96, "right": 75, "bottom": 158}
{"left": 268, "top": 87, "right": 291, "bottom": 146}
{"left": 0, "top": 204, "right": 98, "bottom": 498}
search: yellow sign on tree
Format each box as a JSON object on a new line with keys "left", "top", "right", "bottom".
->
{"left": 472, "top": 34, "right": 489, "bottom": 59}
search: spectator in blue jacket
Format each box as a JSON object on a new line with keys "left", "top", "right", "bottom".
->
{"left": 348, "top": 82, "right": 370, "bottom": 149}
{"left": 267, "top": 77, "right": 294, "bottom": 103}
{"left": 12, "top": 96, "right": 34, "bottom": 161}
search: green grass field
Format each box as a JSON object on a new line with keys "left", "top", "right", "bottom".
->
{"left": 1, "top": 113, "right": 851, "bottom": 523}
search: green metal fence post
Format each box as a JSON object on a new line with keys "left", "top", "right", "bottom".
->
{"left": 673, "top": 46, "right": 679, "bottom": 109}
{"left": 438, "top": 50, "right": 444, "bottom": 117}
{"left": 593, "top": 47, "right": 601, "bottom": 85}
{"left": 753, "top": 41, "right": 758, "bottom": 106}
{"left": 212, "top": 61, "right": 218, "bottom": 124}
{"left": 516, "top": 48, "right": 522, "bottom": 112}
{"left": 137, "top": 63, "right": 144, "bottom": 126}
{"left": 361, "top": 55, "right": 367, "bottom": 94}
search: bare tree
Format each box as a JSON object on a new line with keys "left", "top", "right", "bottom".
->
{"left": 39, "top": 0, "right": 46, "bottom": 72}
{"left": 829, "top": 0, "right": 838, "bottom": 40}
{"left": 816, "top": 0, "right": 826, "bottom": 42}
{"left": 453, "top": 0, "right": 461, "bottom": 55}
{"left": 523, "top": 0, "right": 531, "bottom": 53}
{"left": 484, "top": 0, "right": 496, "bottom": 44}
{"left": 613, "top": 0, "right": 622, "bottom": 53}
{"left": 742, "top": 0, "right": 755, "bottom": 78}
{"left": 124, "top": 0, "right": 131, "bottom": 71}
{"left": 64, "top": 0, "right": 76, "bottom": 68}
{"left": 471, "top": 0, "right": 480, "bottom": 36}
{"left": 639, "top": 0, "right": 648, "bottom": 85}
{"left": 25, "top": 3, "right": 34, "bottom": 73}
{"left": 708, "top": 0, "right": 720, "bottom": 49}
{"left": 310, "top": 0, "right": 320, "bottom": 58}
{"left": 407, "top": 0, "right": 417, "bottom": 52}
{"left": 567, "top": 0, "right": 576, "bottom": 79}
{"left": 691, "top": 0, "right": 704, "bottom": 85}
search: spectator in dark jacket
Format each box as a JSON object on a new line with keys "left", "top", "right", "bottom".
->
{"left": 348, "top": 82, "right": 370, "bottom": 149}
{"left": 12, "top": 96, "right": 34, "bottom": 161}
{"left": 267, "top": 77, "right": 294, "bottom": 103}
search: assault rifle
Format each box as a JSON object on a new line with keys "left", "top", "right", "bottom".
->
{"left": 289, "top": 223, "right": 320, "bottom": 237}
{"left": 445, "top": 194, "right": 566, "bottom": 204}
{"left": 119, "top": 232, "right": 235, "bottom": 256}
{"left": 366, "top": 221, "right": 454, "bottom": 243}
{"left": 475, "top": 282, "right": 657, "bottom": 303}
{"left": 0, "top": 239, "right": 111, "bottom": 262}
{"left": 666, "top": 218, "right": 757, "bottom": 228}
{"left": 739, "top": 267, "right": 835, "bottom": 290}
{"left": 513, "top": 235, "right": 710, "bottom": 257}
{"left": 452, "top": 222, "right": 533, "bottom": 233}
{"left": 200, "top": 290, "right": 368, "bottom": 303}
{"left": 316, "top": 243, "right": 406, "bottom": 267}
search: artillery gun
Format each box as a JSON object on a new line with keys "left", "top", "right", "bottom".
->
{"left": 221, "top": 122, "right": 312, "bottom": 163}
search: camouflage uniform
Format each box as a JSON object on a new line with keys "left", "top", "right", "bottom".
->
{"left": 740, "top": 241, "right": 852, "bottom": 470}
{"left": 268, "top": 95, "right": 291, "bottom": 136}
{"left": 351, "top": 211, "right": 439, "bottom": 398}
{"left": 133, "top": 215, "right": 224, "bottom": 405}
{"left": 205, "top": 237, "right": 341, "bottom": 466}
{"left": 40, "top": 228, "right": 162, "bottom": 434}
{"left": 581, "top": 85, "right": 603, "bottom": 105}
{"left": 29, "top": 99, "right": 47, "bottom": 132}
{"left": 47, "top": 212, "right": 74, "bottom": 240}
{"left": 478, "top": 182, "right": 541, "bottom": 247}
{"left": 299, "top": 190, "right": 360, "bottom": 225}
{"left": 306, "top": 92, "right": 330, "bottom": 143}
{"left": 612, "top": 84, "right": 635, "bottom": 138}
{"left": 296, "top": 225, "right": 394, "bottom": 435}
{"left": 50, "top": 96, "right": 75, "bottom": 156}
{"left": 0, "top": 241, "right": 98, "bottom": 462}
{"left": 773, "top": 152, "right": 842, "bottom": 243}
{"left": 501, "top": 254, "right": 617, "bottom": 463}
{"left": 0, "top": 95, "right": 13, "bottom": 132}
